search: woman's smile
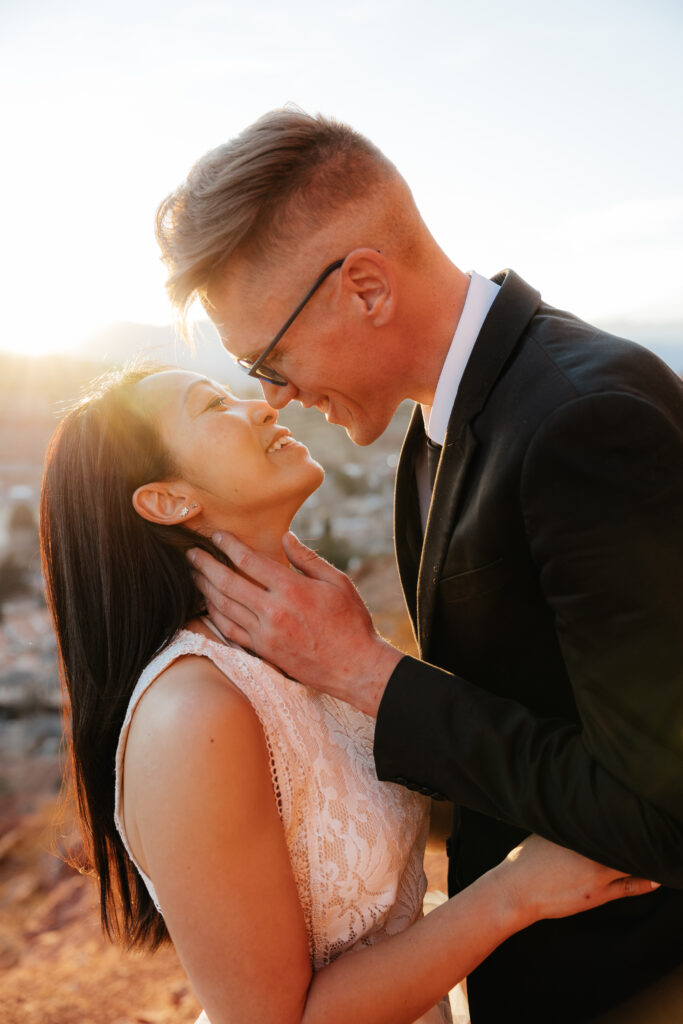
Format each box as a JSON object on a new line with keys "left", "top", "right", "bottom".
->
{"left": 265, "top": 428, "right": 297, "bottom": 453}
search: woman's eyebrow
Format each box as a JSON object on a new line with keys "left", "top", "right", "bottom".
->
{"left": 183, "top": 378, "right": 233, "bottom": 406}
{"left": 182, "top": 378, "right": 214, "bottom": 405}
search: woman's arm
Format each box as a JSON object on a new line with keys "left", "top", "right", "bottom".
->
{"left": 122, "top": 655, "right": 311, "bottom": 1022}
{"left": 123, "top": 655, "right": 655, "bottom": 1024}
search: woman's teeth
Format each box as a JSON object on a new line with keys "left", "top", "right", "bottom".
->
{"left": 267, "top": 436, "right": 294, "bottom": 453}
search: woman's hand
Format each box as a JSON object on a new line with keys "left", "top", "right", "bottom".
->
{"left": 493, "top": 833, "right": 659, "bottom": 930}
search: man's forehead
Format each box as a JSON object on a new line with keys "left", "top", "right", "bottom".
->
{"left": 205, "top": 266, "right": 254, "bottom": 336}
{"left": 205, "top": 253, "right": 264, "bottom": 310}
{"left": 205, "top": 268, "right": 282, "bottom": 358}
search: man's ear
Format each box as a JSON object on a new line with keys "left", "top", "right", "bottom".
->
{"left": 342, "top": 249, "right": 395, "bottom": 326}
{"left": 132, "top": 483, "right": 201, "bottom": 525}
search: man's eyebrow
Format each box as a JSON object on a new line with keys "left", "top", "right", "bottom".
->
{"left": 210, "top": 323, "right": 259, "bottom": 364}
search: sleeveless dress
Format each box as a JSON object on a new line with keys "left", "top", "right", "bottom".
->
{"left": 114, "top": 628, "right": 455, "bottom": 1024}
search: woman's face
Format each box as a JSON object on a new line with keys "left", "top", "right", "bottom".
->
{"left": 134, "top": 370, "right": 323, "bottom": 530}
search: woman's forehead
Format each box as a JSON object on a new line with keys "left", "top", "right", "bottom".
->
{"left": 133, "top": 369, "right": 207, "bottom": 409}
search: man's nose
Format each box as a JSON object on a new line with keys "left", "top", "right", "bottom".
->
{"left": 260, "top": 380, "right": 298, "bottom": 409}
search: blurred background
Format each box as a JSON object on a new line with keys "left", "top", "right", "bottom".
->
{"left": 0, "top": 1, "right": 681, "bottom": 1020}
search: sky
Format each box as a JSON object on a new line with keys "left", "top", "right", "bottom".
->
{"left": 1, "top": 0, "right": 682, "bottom": 357}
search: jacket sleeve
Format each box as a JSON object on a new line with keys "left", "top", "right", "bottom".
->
{"left": 374, "top": 391, "right": 683, "bottom": 887}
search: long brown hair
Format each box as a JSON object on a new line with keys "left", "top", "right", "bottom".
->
{"left": 40, "top": 364, "right": 228, "bottom": 949}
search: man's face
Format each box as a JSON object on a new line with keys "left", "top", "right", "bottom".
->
{"left": 205, "top": 259, "right": 404, "bottom": 446}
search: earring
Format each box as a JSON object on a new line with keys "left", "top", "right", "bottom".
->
{"left": 180, "top": 503, "right": 198, "bottom": 519}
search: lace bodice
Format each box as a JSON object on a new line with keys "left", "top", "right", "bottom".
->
{"left": 114, "top": 629, "right": 430, "bottom": 971}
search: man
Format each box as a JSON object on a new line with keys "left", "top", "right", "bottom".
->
{"left": 156, "top": 109, "right": 683, "bottom": 1022}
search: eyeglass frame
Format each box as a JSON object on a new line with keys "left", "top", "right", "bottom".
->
{"left": 235, "top": 257, "right": 346, "bottom": 387}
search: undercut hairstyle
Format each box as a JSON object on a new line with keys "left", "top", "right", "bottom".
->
{"left": 40, "top": 364, "right": 229, "bottom": 949}
{"left": 155, "top": 107, "right": 396, "bottom": 330}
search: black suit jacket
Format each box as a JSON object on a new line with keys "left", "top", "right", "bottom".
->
{"left": 373, "top": 270, "right": 683, "bottom": 1022}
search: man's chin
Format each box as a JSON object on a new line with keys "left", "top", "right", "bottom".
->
{"left": 319, "top": 400, "right": 388, "bottom": 446}
{"left": 344, "top": 419, "right": 388, "bottom": 447}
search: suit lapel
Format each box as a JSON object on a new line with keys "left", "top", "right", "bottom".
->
{"left": 417, "top": 424, "right": 477, "bottom": 655}
{"left": 394, "top": 404, "right": 424, "bottom": 630}
{"left": 401, "top": 270, "right": 543, "bottom": 657}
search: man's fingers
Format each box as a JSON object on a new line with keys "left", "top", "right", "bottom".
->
{"left": 208, "top": 531, "right": 292, "bottom": 589}
{"left": 190, "top": 545, "right": 269, "bottom": 604}
{"left": 283, "top": 531, "right": 346, "bottom": 584}
{"left": 204, "top": 600, "right": 255, "bottom": 652}
{"left": 193, "top": 569, "right": 260, "bottom": 630}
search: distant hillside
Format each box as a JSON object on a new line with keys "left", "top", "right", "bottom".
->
{"left": 79, "top": 318, "right": 683, "bottom": 378}
{"left": 2, "top": 318, "right": 681, "bottom": 380}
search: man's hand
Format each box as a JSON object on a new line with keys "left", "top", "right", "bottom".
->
{"left": 189, "top": 532, "right": 403, "bottom": 717}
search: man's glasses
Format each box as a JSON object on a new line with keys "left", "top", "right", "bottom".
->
{"left": 236, "top": 258, "right": 345, "bottom": 387}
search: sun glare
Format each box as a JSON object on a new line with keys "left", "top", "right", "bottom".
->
{"left": 0, "top": 265, "right": 174, "bottom": 361}
{"left": 1, "top": 308, "right": 93, "bottom": 358}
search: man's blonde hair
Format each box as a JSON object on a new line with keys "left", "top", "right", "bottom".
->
{"left": 155, "top": 108, "right": 395, "bottom": 329}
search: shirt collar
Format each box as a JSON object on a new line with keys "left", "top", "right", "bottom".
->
{"left": 421, "top": 271, "right": 500, "bottom": 445}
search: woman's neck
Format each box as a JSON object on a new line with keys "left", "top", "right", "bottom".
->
{"left": 199, "top": 512, "right": 293, "bottom": 567}
{"left": 241, "top": 528, "right": 290, "bottom": 566}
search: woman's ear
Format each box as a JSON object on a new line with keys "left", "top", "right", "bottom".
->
{"left": 342, "top": 248, "right": 395, "bottom": 326}
{"left": 132, "top": 484, "right": 201, "bottom": 525}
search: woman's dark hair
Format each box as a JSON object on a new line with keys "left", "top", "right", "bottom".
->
{"left": 40, "top": 363, "right": 228, "bottom": 949}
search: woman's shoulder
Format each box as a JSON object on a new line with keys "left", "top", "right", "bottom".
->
{"left": 127, "top": 642, "right": 258, "bottom": 757}
{"left": 119, "top": 642, "right": 271, "bottom": 879}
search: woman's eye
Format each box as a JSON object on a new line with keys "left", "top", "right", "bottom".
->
{"left": 208, "top": 395, "right": 228, "bottom": 410}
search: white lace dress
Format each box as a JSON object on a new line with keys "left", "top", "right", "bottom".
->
{"left": 114, "top": 628, "right": 454, "bottom": 1024}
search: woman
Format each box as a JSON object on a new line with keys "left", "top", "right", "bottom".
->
{"left": 40, "top": 363, "right": 656, "bottom": 1024}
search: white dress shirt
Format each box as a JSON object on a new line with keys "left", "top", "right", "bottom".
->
{"left": 417, "top": 271, "right": 500, "bottom": 530}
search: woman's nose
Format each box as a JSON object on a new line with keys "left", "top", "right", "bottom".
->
{"left": 249, "top": 399, "right": 278, "bottom": 424}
